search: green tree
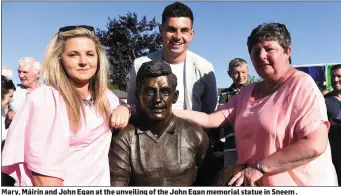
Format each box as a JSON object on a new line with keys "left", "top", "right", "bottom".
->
{"left": 96, "top": 12, "right": 162, "bottom": 91}
{"left": 248, "top": 74, "right": 263, "bottom": 83}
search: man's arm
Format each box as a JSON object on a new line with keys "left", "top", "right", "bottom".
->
{"left": 109, "top": 127, "right": 132, "bottom": 186}
{"left": 202, "top": 64, "right": 218, "bottom": 114}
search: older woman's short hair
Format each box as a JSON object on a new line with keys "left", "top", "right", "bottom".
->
{"left": 18, "top": 57, "right": 41, "bottom": 72}
{"left": 247, "top": 22, "right": 292, "bottom": 63}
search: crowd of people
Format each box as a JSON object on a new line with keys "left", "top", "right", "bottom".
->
{"left": 1, "top": 2, "right": 340, "bottom": 186}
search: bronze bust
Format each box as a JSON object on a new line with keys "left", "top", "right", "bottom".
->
{"left": 109, "top": 60, "right": 209, "bottom": 186}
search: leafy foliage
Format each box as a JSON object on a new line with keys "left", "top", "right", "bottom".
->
{"left": 248, "top": 74, "right": 263, "bottom": 83}
{"left": 96, "top": 12, "right": 162, "bottom": 91}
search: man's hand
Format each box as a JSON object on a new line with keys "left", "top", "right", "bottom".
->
{"left": 110, "top": 104, "right": 131, "bottom": 129}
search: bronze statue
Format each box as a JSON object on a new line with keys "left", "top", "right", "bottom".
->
{"left": 109, "top": 60, "right": 209, "bottom": 186}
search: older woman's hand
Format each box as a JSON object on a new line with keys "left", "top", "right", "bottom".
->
{"left": 227, "top": 169, "right": 245, "bottom": 186}
{"left": 243, "top": 166, "right": 263, "bottom": 186}
{"left": 227, "top": 166, "right": 263, "bottom": 186}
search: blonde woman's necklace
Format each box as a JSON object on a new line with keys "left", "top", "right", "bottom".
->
{"left": 82, "top": 94, "right": 94, "bottom": 106}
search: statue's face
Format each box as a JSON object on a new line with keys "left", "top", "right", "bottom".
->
{"left": 138, "top": 75, "right": 178, "bottom": 121}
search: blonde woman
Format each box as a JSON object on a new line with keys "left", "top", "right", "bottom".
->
{"left": 1, "top": 25, "right": 130, "bottom": 186}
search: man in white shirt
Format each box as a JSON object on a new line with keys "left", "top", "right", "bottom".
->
{"left": 127, "top": 2, "right": 218, "bottom": 114}
{"left": 126, "top": 2, "right": 218, "bottom": 186}
{"left": 7, "top": 57, "right": 42, "bottom": 122}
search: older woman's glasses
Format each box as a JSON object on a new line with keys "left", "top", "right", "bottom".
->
{"left": 58, "top": 25, "right": 94, "bottom": 33}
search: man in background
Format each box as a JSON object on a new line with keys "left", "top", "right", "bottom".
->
{"left": 324, "top": 64, "right": 341, "bottom": 185}
{"left": 7, "top": 57, "right": 42, "bottom": 123}
{"left": 217, "top": 58, "right": 251, "bottom": 168}
{"left": 218, "top": 58, "right": 250, "bottom": 105}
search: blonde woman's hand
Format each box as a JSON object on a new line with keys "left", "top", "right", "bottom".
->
{"left": 110, "top": 104, "right": 131, "bottom": 129}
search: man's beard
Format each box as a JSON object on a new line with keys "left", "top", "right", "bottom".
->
{"left": 334, "top": 88, "right": 341, "bottom": 94}
{"left": 332, "top": 83, "right": 341, "bottom": 93}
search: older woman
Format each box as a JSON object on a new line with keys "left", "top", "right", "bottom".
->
{"left": 1, "top": 25, "right": 130, "bottom": 186}
{"left": 174, "top": 22, "right": 338, "bottom": 186}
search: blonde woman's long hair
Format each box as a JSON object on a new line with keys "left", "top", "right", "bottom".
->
{"left": 43, "top": 27, "right": 111, "bottom": 131}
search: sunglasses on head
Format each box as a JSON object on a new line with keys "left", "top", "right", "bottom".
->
{"left": 58, "top": 25, "right": 94, "bottom": 33}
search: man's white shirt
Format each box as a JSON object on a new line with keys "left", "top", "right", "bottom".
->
{"left": 164, "top": 61, "right": 185, "bottom": 110}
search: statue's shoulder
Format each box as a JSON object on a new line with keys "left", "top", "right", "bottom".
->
{"left": 122, "top": 123, "right": 136, "bottom": 132}
{"left": 174, "top": 115, "right": 200, "bottom": 127}
{"left": 173, "top": 115, "right": 206, "bottom": 136}
{"left": 112, "top": 124, "right": 136, "bottom": 141}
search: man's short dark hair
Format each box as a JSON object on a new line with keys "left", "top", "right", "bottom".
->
{"left": 136, "top": 60, "right": 177, "bottom": 92}
{"left": 228, "top": 58, "right": 248, "bottom": 71}
{"left": 162, "top": 2, "right": 194, "bottom": 25}
{"left": 331, "top": 64, "right": 341, "bottom": 73}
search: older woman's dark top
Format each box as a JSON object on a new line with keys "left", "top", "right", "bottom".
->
{"left": 109, "top": 115, "right": 209, "bottom": 186}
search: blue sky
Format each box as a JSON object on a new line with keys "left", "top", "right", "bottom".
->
{"left": 2, "top": 1, "right": 341, "bottom": 88}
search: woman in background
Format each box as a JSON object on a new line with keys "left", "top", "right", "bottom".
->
{"left": 1, "top": 75, "right": 16, "bottom": 186}
{"left": 1, "top": 75, "right": 15, "bottom": 143}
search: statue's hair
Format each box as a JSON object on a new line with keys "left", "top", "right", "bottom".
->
{"left": 136, "top": 60, "right": 177, "bottom": 91}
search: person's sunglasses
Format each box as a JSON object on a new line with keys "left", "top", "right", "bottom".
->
{"left": 58, "top": 25, "right": 94, "bottom": 33}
